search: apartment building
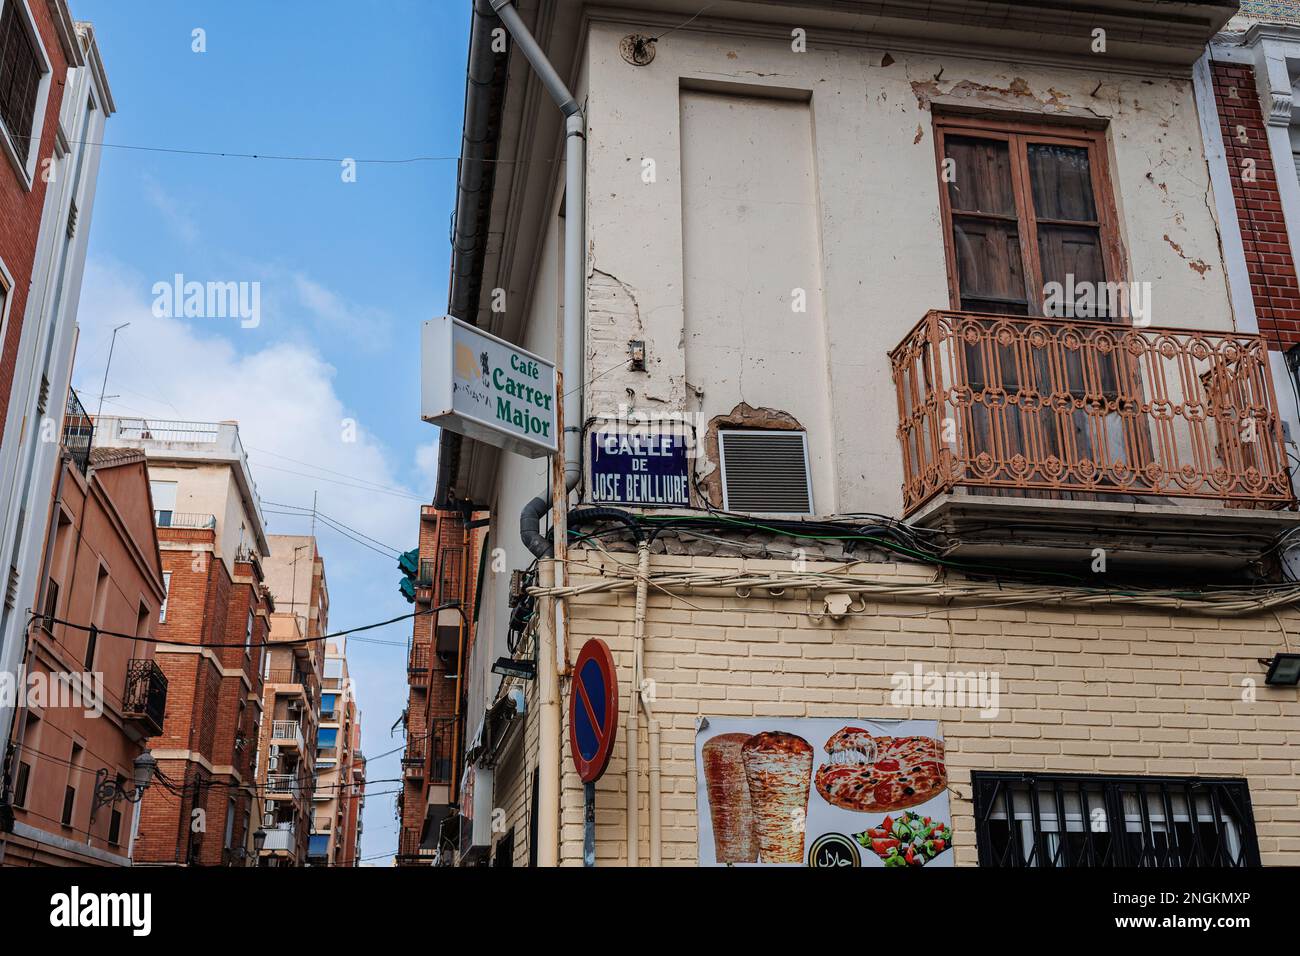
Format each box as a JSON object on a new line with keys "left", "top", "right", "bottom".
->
{"left": 312, "top": 641, "right": 363, "bottom": 866}
{"left": 0, "top": 397, "right": 167, "bottom": 865}
{"left": 395, "top": 505, "right": 483, "bottom": 865}
{"left": 432, "top": 0, "right": 1300, "bottom": 867}
{"left": 0, "top": 6, "right": 114, "bottom": 774}
{"left": 90, "top": 416, "right": 271, "bottom": 866}
{"left": 254, "top": 534, "right": 326, "bottom": 866}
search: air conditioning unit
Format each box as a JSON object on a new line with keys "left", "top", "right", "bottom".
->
{"left": 268, "top": 757, "right": 279, "bottom": 772}
{"left": 269, "top": 744, "right": 281, "bottom": 757}
{"left": 264, "top": 800, "right": 274, "bottom": 815}
{"left": 262, "top": 813, "right": 274, "bottom": 828}
{"left": 287, "top": 702, "right": 301, "bottom": 715}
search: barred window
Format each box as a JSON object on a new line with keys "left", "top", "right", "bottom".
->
{"left": 972, "top": 772, "right": 1261, "bottom": 867}
{"left": 0, "top": 1, "right": 42, "bottom": 163}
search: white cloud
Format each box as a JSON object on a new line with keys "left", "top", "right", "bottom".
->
{"left": 289, "top": 272, "right": 393, "bottom": 350}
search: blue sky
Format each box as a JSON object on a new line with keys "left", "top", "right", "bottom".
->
{"left": 71, "top": 0, "right": 471, "bottom": 864}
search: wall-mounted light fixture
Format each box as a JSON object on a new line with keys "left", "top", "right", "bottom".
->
{"left": 1262, "top": 653, "right": 1300, "bottom": 686}
{"left": 91, "top": 750, "right": 157, "bottom": 819}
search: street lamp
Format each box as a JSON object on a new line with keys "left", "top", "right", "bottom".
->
{"left": 91, "top": 749, "right": 157, "bottom": 820}
{"left": 253, "top": 828, "right": 267, "bottom": 867}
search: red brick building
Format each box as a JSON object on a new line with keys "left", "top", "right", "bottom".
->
{"left": 90, "top": 417, "right": 270, "bottom": 866}
{"left": 0, "top": 0, "right": 80, "bottom": 431}
{"left": 0, "top": 400, "right": 167, "bottom": 866}
{"left": 396, "top": 505, "right": 484, "bottom": 866}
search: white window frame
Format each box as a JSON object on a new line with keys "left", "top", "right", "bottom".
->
{"left": 244, "top": 609, "right": 253, "bottom": 657}
{"left": 0, "top": 0, "right": 54, "bottom": 189}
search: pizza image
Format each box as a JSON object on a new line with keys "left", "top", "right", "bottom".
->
{"left": 814, "top": 727, "right": 946, "bottom": 812}
{"left": 701, "top": 733, "right": 756, "bottom": 864}
{"left": 741, "top": 731, "right": 813, "bottom": 863}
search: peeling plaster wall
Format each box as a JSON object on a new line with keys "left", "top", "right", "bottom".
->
{"left": 581, "top": 19, "right": 1235, "bottom": 515}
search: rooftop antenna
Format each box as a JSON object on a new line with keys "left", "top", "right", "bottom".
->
{"left": 96, "top": 322, "right": 130, "bottom": 418}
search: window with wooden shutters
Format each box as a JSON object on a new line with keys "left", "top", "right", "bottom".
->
{"left": 936, "top": 116, "right": 1122, "bottom": 316}
{"left": 0, "top": 1, "right": 42, "bottom": 163}
{"left": 934, "top": 116, "right": 1135, "bottom": 489}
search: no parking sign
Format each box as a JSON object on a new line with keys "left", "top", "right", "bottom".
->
{"left": 569, "top": 638, "right": 619, "bottom": 783}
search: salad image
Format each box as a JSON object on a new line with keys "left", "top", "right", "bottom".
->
{"left": 853, "top": 811, "right": 952, "bottom": 867}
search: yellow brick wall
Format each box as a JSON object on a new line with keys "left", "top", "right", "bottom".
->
{"left": 513, "top": 549, "right": 1299, "bottom": 866}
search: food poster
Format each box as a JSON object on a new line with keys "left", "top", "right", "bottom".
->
{"left": 695, "top": 718, "right": 952, "bottom": 868}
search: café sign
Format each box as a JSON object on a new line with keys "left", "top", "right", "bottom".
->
{"left": 421, "top": 316, "right": 558, "bottom": 458}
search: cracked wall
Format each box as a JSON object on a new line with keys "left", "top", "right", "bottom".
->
{"left": 582, "top": 20, "right": 1234, "bottom": 516}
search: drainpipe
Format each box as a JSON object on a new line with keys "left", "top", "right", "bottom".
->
{"left": 494, "top": 0, "right": 584, "bottom": 496}
{"left": 492, "top": 0, "right": 586, "bottom": 868}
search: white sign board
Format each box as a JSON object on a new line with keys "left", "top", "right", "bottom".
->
{"left": 421, "top": 316, "right": 558, "bottom": 458}
{"left": 696, "top": 717, "right": 952, "bottom": 868}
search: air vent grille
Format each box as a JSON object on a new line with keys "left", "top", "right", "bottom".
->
{"left": 719, "top": 429, "right": 813, "bottom": 514}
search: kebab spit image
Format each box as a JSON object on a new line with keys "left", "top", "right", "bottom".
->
{"left": 701, "top": 730, "right": 814, "bottom": 864}
{"left": 702, "top": 733, "right": 756, "bottom": 863}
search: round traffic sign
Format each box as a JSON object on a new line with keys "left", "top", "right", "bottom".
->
{"left": 568, "top": 638, "right": 619, "bottom": 783}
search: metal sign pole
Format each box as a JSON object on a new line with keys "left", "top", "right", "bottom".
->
{"left": 583, "top": 781, "right": 595, "bottom": 867}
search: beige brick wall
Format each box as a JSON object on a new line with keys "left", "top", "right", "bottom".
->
{"left": 486, "top": 549, "right": 1300, "bottom": 866}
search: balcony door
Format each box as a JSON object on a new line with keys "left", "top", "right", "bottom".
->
{"left": 934, "top": 116, "right": 1135, "bottom": 492}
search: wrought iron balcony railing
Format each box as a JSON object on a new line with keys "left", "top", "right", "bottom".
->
{"left": 123, "top": 659, "right": 167, "bottom": 736}
{"left": 61, "top": 389, "right": 94, "bottom": 476}
{"left": 890, "top": 311, "right": 1296, "bottom": 516}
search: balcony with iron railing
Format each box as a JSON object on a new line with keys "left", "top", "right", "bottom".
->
{"left": 890, "top": 311, "right": 1300, "bottom": 570}
{"left": 122, "top": 659, "right": 167, "bottom": 737}
{"left": 265, "top": 773, "right": 298, "bottom": 797}
{"left": 154, "top": 511, "right": 216, "bottom": 530}
{"left": 61, "top": 389, "right": 93, "bottom": 476}
{"left": 271, "top": 720, "right": 304, "bottom": 751}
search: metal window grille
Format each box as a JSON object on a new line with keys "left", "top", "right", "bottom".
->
{"left": 972, "top": 772, "right": 1261, "bottom": 867}
{"left": 0, "top": 2, "right": 41, "bottom": 162}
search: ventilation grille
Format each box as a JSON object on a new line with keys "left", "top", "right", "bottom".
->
{"left": 719, "top": 430, "right": 813, "bottom": 514}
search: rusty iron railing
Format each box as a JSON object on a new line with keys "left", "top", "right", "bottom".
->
{"left": 123, "top": 658, "right": 167, "bottom": 735}
{"left": 890, "top": 311, "right": 1296, "bottom": 516}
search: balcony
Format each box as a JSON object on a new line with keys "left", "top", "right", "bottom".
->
{"left": 891, "top": 312, "right": 1300, "bottom": 572}
{"left": 396, "top": 825, "right": 433, "bottom": 864}
{"left": 271, "top": 720, "right": 304, "bottom": 751}
{"left": 122, "top": 659, "right": 167, "bottom": 737}
{"left": 266, "top": 667, "right": 313, "bottom": 702}
{"left": 266, "top": 773, "right": 298, "bottom": 797}
{"left": 402, "top": 735, "right": 427, "bottom": 779}
{"left": 154, "top": 511, "right": 216, "bottom": 530}
{"left": 262, "top": 823, "right": 296, "bottom": 853}
{"left": 61, "top": 389, "right": 93, "bottom": 476}
{"left": 407, "top": 642, "right": 430, "bottom": 677}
